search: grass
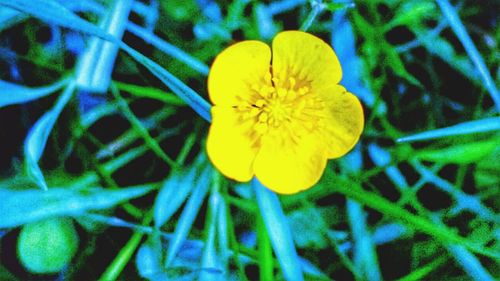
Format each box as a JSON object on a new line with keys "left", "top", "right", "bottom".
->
{"left": 0, "top": 0, "right": 499, "bottom": 280}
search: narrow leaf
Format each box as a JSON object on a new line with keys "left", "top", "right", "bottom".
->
{"left": 165, "top": 166, "right": 212, "bottom": 265}
{"left": 0, "top": 0, "right": 116, "bottom": 42}
{"left": 0, "top": 78, "right": 68, "bottom": 108}
{"left": 334, "top": 181, "right": 499, "bottom": 259}
{"left": 154, "top": 167, "right": 197, "bottom": 228}
{"left": 436, "top": 0, "right": 500, "bottom": 111}
{"left": 199, "top": 192, "right": 222, "bottom": 281}
{"left": 120, "top": 43, "right": 211, "bottom": 122}
{"left": 127, "top": 22, "right": 209, "bottom": 76}
{"left": 347, "top": 200, "right": 382, "bottom": 281}
{"left": 414, "top": 137, "right": 500, "bottom": 164}
{"left": 0, "top": 185, "right": 153, "bottom": 228}
{"left": 397, "top": 117, "right": 500, "bottom": 142}
{"left": 114, "top": 81, "right": 185, "bottom": 106}
{"left": 24, "top": 81, "right": 76, "bottom": 190}
{"left": 253, "top": 179, "right": 304, "bottom": 281}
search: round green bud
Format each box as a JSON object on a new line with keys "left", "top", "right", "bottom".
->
{"left": 17, "top": 218, "right": 79, "bottom": 274}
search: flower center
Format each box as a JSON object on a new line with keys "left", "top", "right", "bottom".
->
{"left": 238, "top": 76, "right": 326, "bottom": 136}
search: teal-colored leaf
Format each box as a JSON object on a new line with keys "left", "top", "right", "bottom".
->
{"left": 448, "top": 245, "right": 496, "bottom": 281}
{"left": 0, "top": 78, "right": 68, "bottom": 108}
{"left": 253, "top": 179, "right": 304, "bottom": 281}
{"left": 154, "top": 167, "right": 197, "bottom": 228}
{"left": 0, "top": 185, "right": 153, "bottom": 228}
{"left": 0, "top": 0, "right": 116, "bottom": 42}
{"left": 136, "top": 240, "right": 167, "bottom": 281}
{"left": 397, "top": 117, "right": 500, "bottom": 142}
{"left": 165, "top": 166, "right": 212, "bottom": 265}
{"left": 0, "top": 7, "right": 27, "bottom": 32}
{"left": 347, "top": 200, "right": 382, "bottom": 281}
{"left": 24, "top": 81, "right": 76, "bottom": 190}
{"left": 120, "top": 44, "right": 211, "bottom": 122}
{"left": 288, "top": 207, "right": 327, "bottom": 249}
{"left": 216, "top": 195, "right": 230, "bottom": 271}
{"left": 127, "top": 23, "right": 209, "bottom": 76}
{"left": 436, "top": 0, "right": 500, "bottom": 111}
{"left": 199, "top": 192, "right": 222, "bottom": 281}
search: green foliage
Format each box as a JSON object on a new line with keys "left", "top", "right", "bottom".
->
{"left": 0, "top": 0, "right": 499, "bottom": 280}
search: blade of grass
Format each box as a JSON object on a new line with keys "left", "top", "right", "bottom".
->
{"left": 299, "top": 0, "right": 325, "bottom": 32}
{"left": 75, "top": 0, "right": 132, "bottom": 93}
{"left": 24, "top": 80, "right": 76, "bottom": 190}
{"left": 165, "top": 166, "right": 212, "bottom": 265}
{"left": 126, "top": 22, "right": 209, "bottom": 76}
{"left": 436, "top": 0, "right": 500, "bottom": 111}
{"left": 0, "top": 184, "right": 154, "bottom": 228}
{"left": 412, "top": 160, "right": 498, "bottom": 221}
{"left": 448, "top": 245, "right": 496, "bottom": 281}
{"left": 154, "top": 168, "right": 197, "bottom": 228}
{"left": 101, "top": 127, "right": 179, "bottom": 175}
{"left": 120, "top": 43, "right": 211, "bottom": 122}
{"left": 0, "top": 77, "right": 69, "bottom": 108}
{"left": 217, "top": 187, "right": 230, "bottom": 274}
{"left": 397, "top": 117, "right": 500, "bottom": 143}
{"left": 395, "top": 256, "right": 447, "bottom": 281}
{"left": 98, "top": 211, "right": 154, "bottom": 281}
{"left": 114, "top": 81, "right": 185, "bottom": 106}
{"left": 199, "top": 190, "right": 223, "bottom": 281}
{"left": 0, "top": 0, "right": 117, "bottom": 42}
{"left": 253, "top": 179, "right": 304, "bottom": 281}
{"left": 257, "top": 212, "right": 274, "bottom": 281}
{"left": 223, "top": 186, "right": 249, "bottom": 281}
{"left": 334, "top": 180, "right": 499, "bottom": 259}
{"left": 110, "top": 83, "right": 178, "bottom": 168}
{"left": 347, "top": 200, "right": 382, "bottom": 281}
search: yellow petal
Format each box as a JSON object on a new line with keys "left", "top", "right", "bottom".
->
{"left": 271, "top": 31, "right": 342, "bottom": 92}
{"left": 322, "top": 85, "right": 364, "bottom": 158}
{"left": 208, "top": 41, "right": 272, "bottom": 106}
{"left": 207, "top": 106, "right": 259, "bottom": 181}
{"left": 253, "top": 130, "right": 328, "bottom": 194}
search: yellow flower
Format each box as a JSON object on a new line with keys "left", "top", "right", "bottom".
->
{"left": 206, "top": 31, "right": 364, "bottom": 194}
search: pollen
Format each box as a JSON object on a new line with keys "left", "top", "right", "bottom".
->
{"left": 243, "top": 76, "right": 325, "bottom": 133}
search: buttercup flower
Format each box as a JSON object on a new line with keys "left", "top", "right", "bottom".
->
{"left": 207, "top": 31, "right": 364, "bottom": 194}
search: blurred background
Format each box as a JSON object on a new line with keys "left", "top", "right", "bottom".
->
{"left": 0, "top": 0, "right": 499, "bottom": 280}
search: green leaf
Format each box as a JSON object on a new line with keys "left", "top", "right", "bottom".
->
{"left": 414, "top": 137, "right": 500, "bottom": 164}
{"left": 475, "top": 147, "right": 500, "bottom": 189}
{"left": 114, "top": 81, "right": 185, "bottom": 106}
{"left": 334, "top": 181, "right": 499, "bottom": 259}
{"left": 397, "top": 117, "right": 500, "bottom": 142}
{"left": 389, "top": 1, "right": 436, "bottom": 28}
{"left": 0, "top": 78, "right": 68, "bottom": 108}
{"left": 385, "top": 45, "right": 422, "bottom": 87}
{"left": 17, "top": 218, "right": 79, "bottom": 274}
{"left": 0, "top": 185, "right": 153, "bottom": 228}
{"left": 24, "top": 81, "right": 76, "bottom": 190}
